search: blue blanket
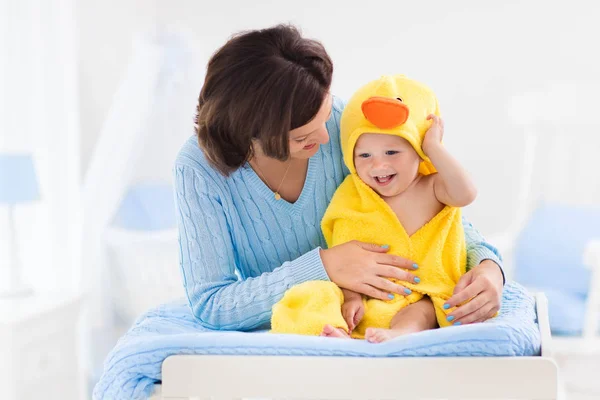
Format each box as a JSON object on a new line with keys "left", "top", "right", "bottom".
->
{"left": 93, "top": 282, "right": 540, "bottom": 399}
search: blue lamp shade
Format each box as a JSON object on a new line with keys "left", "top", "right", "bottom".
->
{"left": 0, "top": 154, "right": 40, "bottom": 204}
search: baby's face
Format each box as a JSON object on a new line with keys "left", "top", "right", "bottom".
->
{"left": 353, "top": 133, "right": 421, "bottom": 198}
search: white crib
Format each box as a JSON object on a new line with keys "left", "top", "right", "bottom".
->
{"left": 148, "top": 293, "right": 557, "bottom": 400}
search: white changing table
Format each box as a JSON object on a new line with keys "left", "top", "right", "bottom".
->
{"left": 149, "top": 293, "right": 558, "bottom": 400}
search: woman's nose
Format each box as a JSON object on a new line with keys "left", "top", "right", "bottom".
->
{"left": 315, "top": 125, "right": 330, "bottom": 145}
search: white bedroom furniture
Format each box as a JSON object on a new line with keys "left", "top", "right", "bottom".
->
{"left": 490, "top": 84, "right": 600, "bottom": 398}
{"left": 0, "top": 293, "right": 82, "bottom": 400}
{"left": 148, "top": 293, "right": 557, "bottom": 400}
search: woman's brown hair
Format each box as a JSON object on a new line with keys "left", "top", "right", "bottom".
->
{"left": 195, "top": 24, "right": 333, "bottom": 175}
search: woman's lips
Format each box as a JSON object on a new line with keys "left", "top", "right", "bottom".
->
{"left": 303, "top": 143, "right": 316, "bottom": 150}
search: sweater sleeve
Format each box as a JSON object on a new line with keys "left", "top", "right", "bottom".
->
{"left": 174, "top": 164, "right": 330, "bottom": 331}
{"left": 462, "top": 217, "right": 506, "bottom": 283}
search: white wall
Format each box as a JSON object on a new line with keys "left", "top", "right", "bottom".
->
{"left": 76, "top": 0, "right": 600, "bottom": 234}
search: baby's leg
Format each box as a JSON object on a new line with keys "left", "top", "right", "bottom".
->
{"left": 321, "top": 324, "right": 351, "bottom": 338}
{"left": 365, "top": 297, "right": 437, "bottom": 343}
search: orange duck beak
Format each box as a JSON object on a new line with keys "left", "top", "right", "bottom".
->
{"left": 361, "top": 97, "right": 409, "bottom": 129}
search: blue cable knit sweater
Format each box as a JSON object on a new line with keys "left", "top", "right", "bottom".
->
{"left": 174, "top": 96, "right": 502, "bottom": 331}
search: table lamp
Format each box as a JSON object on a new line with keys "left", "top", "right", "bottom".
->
{"left": 0, "top": 154, "right": 40, "bottom": 297}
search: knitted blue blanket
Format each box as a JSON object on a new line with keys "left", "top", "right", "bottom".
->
{"left": 93, "top": 282, "right": 540, "bottom": 399}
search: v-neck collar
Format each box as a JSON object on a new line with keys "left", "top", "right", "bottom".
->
{"left": 244, "top": 152, "right": 318, "bottom": 216}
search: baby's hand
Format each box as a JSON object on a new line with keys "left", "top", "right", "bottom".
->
{"left": 342, "top": 298, "right": 365, "bottom": 332}
{"left": 423, "top": 114, "right": 444, "bottom": 156}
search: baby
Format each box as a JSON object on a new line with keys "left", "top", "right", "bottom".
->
{"left": 271, "top": 75, "right": 477, "bottom": 342}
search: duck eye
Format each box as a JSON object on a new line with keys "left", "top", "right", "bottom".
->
{"left": 396, "top": 97, "right": 403, "bottom": 102}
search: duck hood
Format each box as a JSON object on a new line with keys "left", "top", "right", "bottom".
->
{"left": 340, "top": 74, "right": 439, "bottom": 176}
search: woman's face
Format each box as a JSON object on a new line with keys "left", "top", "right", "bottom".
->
{"left": 287, "top": 94, "right": 333, "bottom": 159}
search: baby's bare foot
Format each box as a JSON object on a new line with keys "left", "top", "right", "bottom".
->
{"left": 365, "top": 327, "right": 404, "bottom": 343}
{"left": 320, "top": 324, "right": 350, "bottom": 338}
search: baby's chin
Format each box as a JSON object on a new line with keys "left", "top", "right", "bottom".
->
{"left": 365, "top": 183, "right": 403, "bottom": 198}
{"left": 372, "top": 187, "right": 402, "bottom": 198}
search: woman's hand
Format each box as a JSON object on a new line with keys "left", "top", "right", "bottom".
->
{"left": 444, "top": 260, "right": 504, "bottom": 325}
{"left": 320, "top": 241, "right": 419, "bottom": 301}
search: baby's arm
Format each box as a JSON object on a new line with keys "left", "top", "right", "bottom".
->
{"left": 341, "top": 288, "right": 364, "bottom": 332}
{"left": 342, "top": 288, "right": 362, "bottom": 302}
{"left": 423, "top": 114, "right": 478, "bottom": 207}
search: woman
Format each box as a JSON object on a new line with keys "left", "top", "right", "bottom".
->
{"left": 174, "top": 24, "right": 504, "bottom": 332}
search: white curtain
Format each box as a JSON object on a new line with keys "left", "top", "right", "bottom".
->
{"left": 1, "top": 1, "right": 81, "bottom": 396}
{"left": 81, "top": 27, "right": 201, "bottom": 389}
{"left": 0, "top": 0, "right": 81, "bottom": 290}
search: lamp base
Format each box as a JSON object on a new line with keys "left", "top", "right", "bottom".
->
{"left": 0, "top": 284, "right": 33, "bottom": 298}
{"left": 1, "top": 205, "right": 33, "bottom": 299}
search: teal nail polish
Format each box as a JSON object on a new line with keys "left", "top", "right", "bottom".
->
{"left": 404, "top": 288, "right": 412, "bottom": 295}
{"left": 447, "top": 315, "right": 455, "bottom": 322}
{"left": 414, "top": 277, "right": 421, "bottom": 283}
{"left": 443, "top": 303, "right": 450, "bottom": 310}
{"left": 388, "top": 293, "right": 394, "bottom": 299}
{"left": 454, "top": 321, "right": 462, "bottom": 326}
{"left": 412, "top": 263, "right": 418, "bottom": 269}
{"left": 381, "top": 244, "right": 389, "bottom": 249}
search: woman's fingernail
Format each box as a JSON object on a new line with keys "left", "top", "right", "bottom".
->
{"left": 454, "top": 321, "right": 462, "bottom": 326}
{"left": 414, "top": 277, "right": 420, "bottom": 283}
{"left": 447, "top": 315, "right": 455, "bottom": 322}
{"left": 443, "top": 303, "right": 450, "bottom": 310}
{"left": 404, "top": 288, "right": 412, "bottom": 295}
{"left": 412, "top": 263, "right": 419, "bottom": 269}
{"left": 381, "top": 244, "right": 389, "bottom": 249}
{"left": 388, "top": 293, "right": 395, "bottom": 299}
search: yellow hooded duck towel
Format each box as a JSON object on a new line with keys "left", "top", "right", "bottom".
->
{"left": 271, "top": 75, "right": 467, "bottom": 338}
